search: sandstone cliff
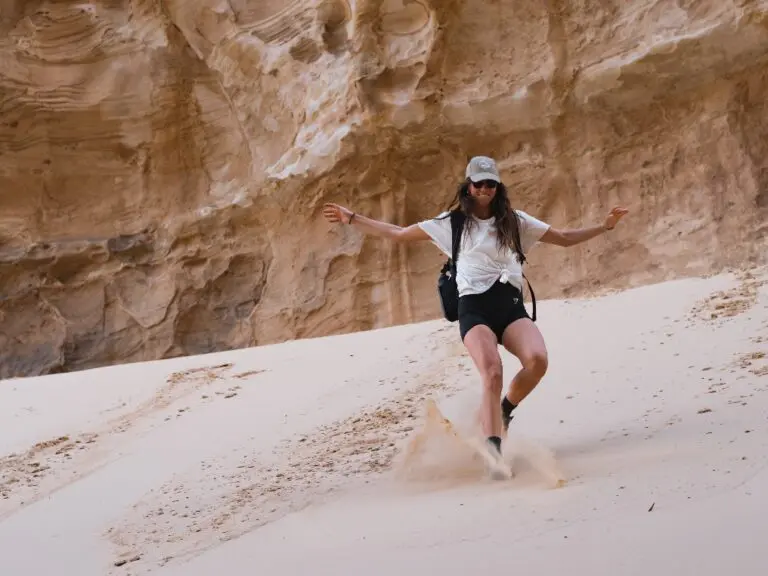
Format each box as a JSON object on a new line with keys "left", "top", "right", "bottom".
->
{"left": 1, "top": 0, "right": 767, "bottom": 378}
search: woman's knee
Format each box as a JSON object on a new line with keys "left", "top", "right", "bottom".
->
{"left": 479, "top": 360, "right": 503, "bottom": 394}
{"left": 463, "top": 325, "right": 504, "bottom": 393}
{"left": 522, "top": 350, "right": 548, "bottom": 377}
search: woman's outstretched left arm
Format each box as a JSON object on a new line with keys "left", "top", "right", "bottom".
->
{"left": 540, "top": 206, "right": 629, "bottom": 247}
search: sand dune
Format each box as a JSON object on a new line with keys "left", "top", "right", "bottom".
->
{"left": 1, "top": 266, "right": 766, "bottom": 575}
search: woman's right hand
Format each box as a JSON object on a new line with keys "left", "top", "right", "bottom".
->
{"left": 323, "top": 202, "right": 354, "bottom": 225}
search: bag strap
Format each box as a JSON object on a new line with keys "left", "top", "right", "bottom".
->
{"left": 522, "top": 272, "right": 536, "bottom": 322}
{"left": 449, "top": 210, "right": 465, "bottom": 268}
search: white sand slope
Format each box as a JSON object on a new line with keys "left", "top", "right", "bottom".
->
{"left": 1, "top": 267, "right": 766, "bottom": 576}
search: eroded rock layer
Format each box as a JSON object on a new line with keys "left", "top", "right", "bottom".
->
{"left": 1, "top": 0, "right": 767, "bottom": 377}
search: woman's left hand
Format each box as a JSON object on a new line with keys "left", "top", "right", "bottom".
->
{"left": 604, "top": 206, "right": 629, "bottom": 230}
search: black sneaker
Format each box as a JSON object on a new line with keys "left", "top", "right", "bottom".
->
{"left": 484, "top": 437, "right": 511, "bottom": 480}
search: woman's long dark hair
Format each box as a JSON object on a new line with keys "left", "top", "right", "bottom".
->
{"left": 442, "top": 178, "right": 527, "bottom": 264}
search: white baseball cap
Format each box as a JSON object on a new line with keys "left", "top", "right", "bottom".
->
{"left": 465, "top": 156, "right": 500, "bottom": 183}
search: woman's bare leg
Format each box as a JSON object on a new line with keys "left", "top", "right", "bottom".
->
{"left": 500, "top": 318, "right": 549, "bottom": 427}
{"left": 462, "top": 324, "right": 504, "bottom": 439}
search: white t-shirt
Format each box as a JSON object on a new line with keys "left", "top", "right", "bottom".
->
{"left": 418, "top": 210, "right": 550, "bottom": 297}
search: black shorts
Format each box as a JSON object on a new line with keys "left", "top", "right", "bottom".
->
{"left": 458, "top": 280, "right": 531, "bottom": 343}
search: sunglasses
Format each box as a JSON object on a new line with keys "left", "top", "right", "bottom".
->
{"left": 471, "top": 179, "right": 498, "bottom": 189}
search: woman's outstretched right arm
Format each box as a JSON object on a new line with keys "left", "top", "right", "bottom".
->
{"left": 322, "top": 203, "right": 429, "bottom": 242}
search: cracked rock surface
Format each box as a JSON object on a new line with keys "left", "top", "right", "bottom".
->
{"left": 1, "top": 0, "right": 767, "bottom": 377}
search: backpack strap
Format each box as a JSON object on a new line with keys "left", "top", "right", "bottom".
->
{"left": 512, "top": 214, "right": 536, "bottom": 322}
{"left": 522, "top": 272, "right": 536, "bottom": 322}
{"left": 449, "top": 210, "right": 466, "bottom": 268}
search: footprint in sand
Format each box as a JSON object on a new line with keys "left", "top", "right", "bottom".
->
{"left": 688, "top": 272, "right": 766, "bottom": 322}
{"left": 0, "top": 432, "right": 99, "bottom": 515}
{"left": 731, "top": 351, "right": 767, "bottom": 378}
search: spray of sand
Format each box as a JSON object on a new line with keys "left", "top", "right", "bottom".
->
{"left": 393, "top": 398, "right": 566, "bottom": 489}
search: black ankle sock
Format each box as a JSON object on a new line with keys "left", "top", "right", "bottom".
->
{"left": 487, "top": 436, "right": 502, "bottom": 453}
{"left": 501, "top": 396, "right": 517, "bottom": 416}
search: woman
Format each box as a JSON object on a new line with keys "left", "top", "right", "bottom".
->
{"left": 322, "top": 155, "right": 629, "bottom": 466}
